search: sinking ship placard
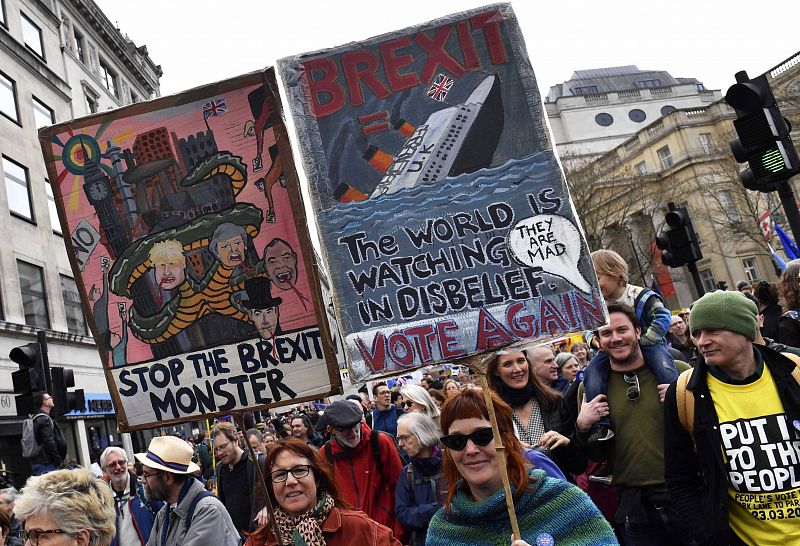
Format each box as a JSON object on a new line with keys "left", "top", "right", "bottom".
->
{"left": 38, "top": 70, "right": 340, "bottom": 430}
{"left": 279, "top": 4, "right": 605, "bottom": 382}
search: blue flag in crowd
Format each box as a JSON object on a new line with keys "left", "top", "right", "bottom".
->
{"left": 768, "top": 243, "right": 787, "bottom": 271}
{"left": 775, "top": 223, "right": 799, "bottom": 260}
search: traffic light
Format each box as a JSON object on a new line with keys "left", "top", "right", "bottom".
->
{"left": 10, "top": 342, "right": 46, "bottom": 416}
{"left": 655, "top": 204, "right": 703, "bottom": 268}
{"left": 51, "top": 367, "right": 86, "bottom": 416}
{"left": 726, "top": 71, "right": 800, "bottom": 192}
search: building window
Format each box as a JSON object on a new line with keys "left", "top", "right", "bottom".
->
{"left": 99, "top": 59, "right": 118, "bottom": 97}
{"left": 699, "top": 269, "right": 716, "bottom": 293}
{"left": 0, "top": 0, "right": 6, "bottom": 28}
{"left": 32, "top": 96, "right": 54, "bottom": 128}
{"left": 660, "top": 105, "right": 676, "bottom": 116}
{"left": 719, "top": 190, "right": 740, "bottom": 223}
{"left": 20, "top": 13, "right": 44, "bottom": 59}
{"left": 657, "top": 145, "right": 673, "bottom": 169}
{"left": 698, "top": 132, "right": 712, "bottom": 154}
{"left": 696, "top": 83, "right": 706, "bottom": 92}
{"left": 628, "top": 109, "right": 646, "bottom": 123}
{"left": 637, "top": 79, "right": 662, "bottom": 89}
{"left": 595, "top": 113, "right": 614, "bottom": 127}
{"left": 61, "top": 275, "right": 87, "bottom": 335}
{"left": 0, "top": 71, "right": 19, "bottom": 123}
{"left": 83, "top": 84, "right": 99, "bottom": 114}
{"left": 18, "top": 261, "right": 49, "bottom": 328}
{"left": 742, "top": 258, "right": 761, "bottom": 283}
{"left": 3, "top": 156, "right": 34, "bottom": 222}
{"left": 73, "top": 27, "right": 85, "bottom": 63}
{"left": 46, "top": 181, "right": 61, "bottom": 235}
{"left": 573, "top": 85, "right": 599, "bottom": 95}
{"left": 636, "top": 161, "right": 647, "bottom": 175}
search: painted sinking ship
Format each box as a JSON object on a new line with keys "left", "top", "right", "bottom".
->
{"left": 335, "top": 74, "right": 504, "bottom": 202}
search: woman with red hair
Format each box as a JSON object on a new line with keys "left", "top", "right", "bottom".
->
{"left": 245, "top": 439, "right": 401, "bottom": 546}
{"left": 426, "top": 388, "right": 616, "bottom": 545}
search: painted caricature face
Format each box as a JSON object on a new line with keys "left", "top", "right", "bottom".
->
{"left": 153, "top": 257, "right": 186, "bottom": 290}
{"left": 270, "top": 451, "right": 317, "bottom": 516}
{"left": 216, "top": 235, "right": 245, "bottom": 267}
{"left": 249, "top": 306, "right": 279, "bottom": 339}
{"left": 265, "top": 241, "right": 297, "bottom": 290}
{"left": 495, "top": 351, "right": 529, "bottom": 389}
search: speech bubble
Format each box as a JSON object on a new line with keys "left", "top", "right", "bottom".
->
{"left": 506, "top": 214, "right": 591, "bottom": 293}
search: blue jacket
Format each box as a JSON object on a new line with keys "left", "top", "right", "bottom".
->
{"left": 109, "top": 472, "right": 163, "bottom": 546}
{"left": 394, "top": 448, "right": 443, "bottom": 546}
{"left": 371, "top": 405, "right": 404, "bottom": 437}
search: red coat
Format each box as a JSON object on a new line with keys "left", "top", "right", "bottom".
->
{"left": 319, "top": 423, "right": 405, "bottom": 540}
{"left": 245, "top": 507, "right": 402, "bottom": 546}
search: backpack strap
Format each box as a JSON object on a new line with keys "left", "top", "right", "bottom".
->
{"left": 780, "top": 352, "right": 800, "bottom": 384}
{"left": 185, "top": 490, "right": 214, "bottom": 531}
{"left": 633, "top": 289, "right": 659, "bottom": 319}
{"left": 323, "top": 441, "right": 334, "bottom": 475}
{"left": 676, "top": 368, "right": 695, "bottom": 436}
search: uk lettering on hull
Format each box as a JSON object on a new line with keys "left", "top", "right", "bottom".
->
{"left": 39, "top": 70, "right": 340, "bottom": 430}
{"left": 279, "top": 4, "right": 606, "bottom": 381}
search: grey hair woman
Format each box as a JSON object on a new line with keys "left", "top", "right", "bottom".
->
{"left": 395, "top": 412, "right": 444, "bottom": 545}
{"left": 400, "top": 384, "right": 441, "bottom": 420}
{"left": 14, "top": 467, "right": 115, "bottom": 546}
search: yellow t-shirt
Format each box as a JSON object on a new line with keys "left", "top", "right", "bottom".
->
{"left": 707, "top": 365, "right": 800, "bottom": 545}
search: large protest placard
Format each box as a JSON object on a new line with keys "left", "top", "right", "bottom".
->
{"left": 279, "top": 4, "right": 606, "bottom": 382}
{"left": 39, "top": 70, "right": 340, "bottom": 430}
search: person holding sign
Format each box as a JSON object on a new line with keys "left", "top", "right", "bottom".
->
{"left": 246, "top": 439, "right": 402, "bottom": 546}
{"left": 664, "top": 291, "right": 800, "bottom": 546}
{"left": 425, "top": 388, "right": 616, "bottom": 545}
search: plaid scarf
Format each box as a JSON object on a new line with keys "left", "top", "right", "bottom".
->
{"left": 273, "top": 492, "right": 335, "bottom": 546}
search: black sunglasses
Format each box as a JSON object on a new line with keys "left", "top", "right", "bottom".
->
{"left": 623, "top": 372, "right": 640, "bottom": 401}
{"left": 440, "top": 427, "right": 494, "bottom": 451}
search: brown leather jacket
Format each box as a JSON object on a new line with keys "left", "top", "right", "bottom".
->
{"left": 245, "top": 507, "right": 402, "bottom": 546}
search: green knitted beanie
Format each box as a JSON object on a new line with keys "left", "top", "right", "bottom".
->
{"left": 689, "top": 290, "right": 758, "bottom": 340}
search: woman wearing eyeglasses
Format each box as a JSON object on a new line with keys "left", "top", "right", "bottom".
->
{"left": 426, "top": 389, "right": 616, "bottom": 545}
{"left": 487, "top": 349, "right": 587, "bottom": 477}
{"left": 399, "top": 384, "right": 441, "bottom": 421}
{"left": 394, "top": 412, "right": 443, "bottom": 546}
{"left": 245, "top": 439, "right": 402, "bottom": 546}
{"left": 13, "top": 467, "right": 116, "bottom": 546}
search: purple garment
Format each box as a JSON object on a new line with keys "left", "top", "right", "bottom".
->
{"left": 523, "top": 448, "right": 566, "bottom": 480}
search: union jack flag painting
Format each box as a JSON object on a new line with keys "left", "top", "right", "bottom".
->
{"left": 427, "top": 74, "right": 453, "bottom": 102}
{"left": 202, "top": 97, "right": 228, "bottom": 119}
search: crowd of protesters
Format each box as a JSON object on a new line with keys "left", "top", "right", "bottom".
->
{"left": 5, "top": 252, "right": 800, "bottom": 545}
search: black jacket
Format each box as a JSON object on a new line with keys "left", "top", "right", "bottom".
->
{"left": 31, "top": 411, "right": 66, "bottom": 466}
{"left": 663, "top": 345, "right": 800, "bottom": 546}
{"left": 539, "top": 392, "right": 587, "bottom": 476}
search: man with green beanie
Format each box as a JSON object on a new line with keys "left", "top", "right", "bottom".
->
{"left": 664, "top": 290, "right": 800, "bottom": 546}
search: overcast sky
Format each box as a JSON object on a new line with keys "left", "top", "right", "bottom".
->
{"left": 95, "top": 0, "right": 799, "bottom": 99}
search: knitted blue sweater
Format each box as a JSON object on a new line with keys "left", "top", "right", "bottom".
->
{"left": 425, "top": 468, "right": 618, "bottom": 546}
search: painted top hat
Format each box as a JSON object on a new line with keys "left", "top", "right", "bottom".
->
{"left": 242, "top": 276, "right": 283, "bottom": 310}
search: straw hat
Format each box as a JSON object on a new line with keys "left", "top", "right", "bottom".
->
{"left": 134, "top": 436, "right": 200, "bottom": 474}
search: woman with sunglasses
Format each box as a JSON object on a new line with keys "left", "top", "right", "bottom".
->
{"left": 399, "top": 384, "right": 441, "bottom": 421}
{"left": 394, "top": 412, "right": 443, "bottom": 546}
{"left": 246, "top": 439, "right": 402, "bottom": 546}
{"left": 427, "top": 389, "right": 616, "bottom": 545}
{"left": 487, "top": 349, "right": 587, "bottom": 477}
{"left": 13, "top": 467, "right": 116, "bottom": 546}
